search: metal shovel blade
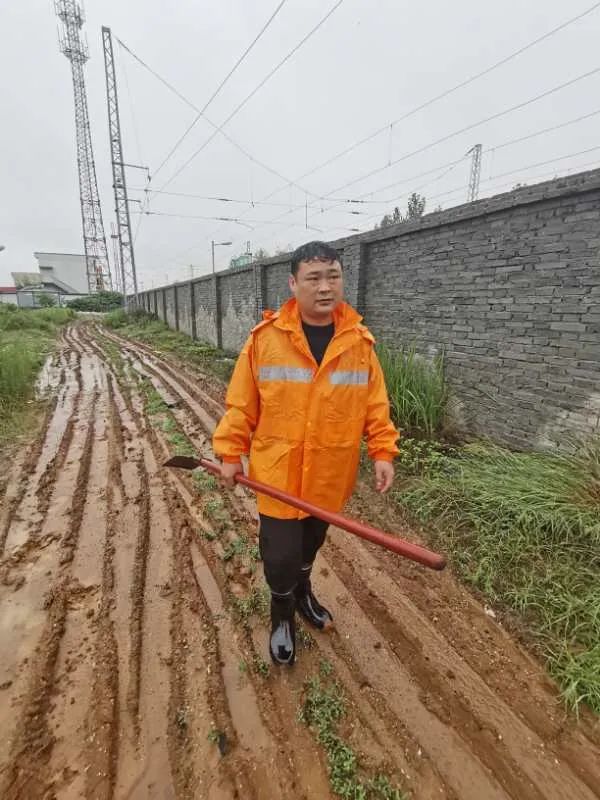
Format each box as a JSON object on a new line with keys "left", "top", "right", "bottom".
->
{"left": 163, "top": 455, "right": 203, "bottom": 470}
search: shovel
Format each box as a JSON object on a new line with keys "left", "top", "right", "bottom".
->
{"left": 164, "top": 455, "right": 446, "bottom": 571}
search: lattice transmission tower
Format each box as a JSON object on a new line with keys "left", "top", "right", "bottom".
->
{"left": 55, "top": 0, "right": 112, "bottom": 292}
{"left": 467, "top": 144, "right": 483, "bottom": 202}
{"left": 102, "top": 27, "right": 138, "bottom": 308}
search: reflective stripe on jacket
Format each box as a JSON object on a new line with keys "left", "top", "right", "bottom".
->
{"left": 213, "top": 298, "right": 400, "bottom": 518}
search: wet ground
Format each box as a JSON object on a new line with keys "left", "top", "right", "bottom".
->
{"left": 0, "top": 322, "right": 599, "bottom": 799}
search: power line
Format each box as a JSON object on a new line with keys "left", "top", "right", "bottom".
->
{"left": 279, "top": 1, "right": 600, "bottom": 188}
{"left": 152, "top": 0, "right": 288, "bottom": 180}
{"left": 158, "top": 0, "right": 346, "bottom": 192}
{"left": 116, "top": 35, "right": 314, "bottom": 197}
{"left": 359, "top": 147, "right": 600, "bottom": 226}
{"left": 129, "top": 186, "right": 310, "bottom": 209}
{"left": 317, "top": 66, "right": 600, "bottom": 202}
{"left": 200, "top": 69, "right": 600, "bottom": 256}
{"left": 222, "top": 97, "right": 600, "bottom": 247}
{"left": 487, "top": 107, "right": 600, "bottom": 152}
{"left": 143, "top": 4, "right": 600, "bottom": 271}
{"left": 132, "top": 209, "right": 254, "bottom": 228}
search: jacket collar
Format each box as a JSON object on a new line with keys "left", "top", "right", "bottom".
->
{"left": 271, "top": 297, "right": 362, "bottom": 336}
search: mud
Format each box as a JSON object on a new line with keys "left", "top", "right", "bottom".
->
{"left": 0, "top": 322, "right": 598, "bottom": 800}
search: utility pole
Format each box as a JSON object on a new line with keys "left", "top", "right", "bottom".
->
{"left": 467, "top": 144, "right": 482, "bottom": 202}
{"left": 55, "top": 0, "right": 111, "bottom": 293}
{"left": 102, "top": 26, "right": 138, "bottom": 310}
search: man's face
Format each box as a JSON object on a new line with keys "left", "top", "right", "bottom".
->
{"left": 289, "top": 258, "right": 344, "bottom": 320}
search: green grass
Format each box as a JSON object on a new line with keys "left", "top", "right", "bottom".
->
{"left": 140, "top": 378, "right": 196, "bottom": 456}
{"left": 232, "top": 585, "right": 270, "bottom": 624}
{"left": 104, "top": 308, "right": 235, "bottom": 382}
{"left": 221, "top": 534, "right": 249, "bottom": 562}
{"left": 395, "top": 439, "right": 600, "bottom": 714}
{"left": 299, "top": 663, "right": 406, "bottom": 800}
{"left": 0, "top": 307, "right": 74, "bottom": 444}
{"left": 377, "top": 342, "right": 447, "bottom": 439}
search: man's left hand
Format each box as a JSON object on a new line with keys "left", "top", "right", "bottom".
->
{"left": 374, "top": 460, "right": 394, "bottom": 493}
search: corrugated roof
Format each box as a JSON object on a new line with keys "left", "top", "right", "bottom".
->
{"left": 11, "top": 271, "right": 41, "bottom": 288}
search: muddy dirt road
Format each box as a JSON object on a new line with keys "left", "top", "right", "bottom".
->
{"left": 1, "top": 323, "right": 599, "bottom": 800}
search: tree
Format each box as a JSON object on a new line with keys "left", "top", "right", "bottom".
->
{"left": 378, "top": 192, "right": 427, "bottom": 228}
{"left": 379, "top": 207, "right": 403, "bottom": 228}
{"left": 37, "top": 292, "right": 57, "bottom": 307}
{"left": 253, "top": 247, "right": 270, "bottom": 260}
{"left": 406, "top": 192, "right": 426, "bottom": 219}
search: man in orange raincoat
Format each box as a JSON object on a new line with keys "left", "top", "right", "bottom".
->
{"left": 213, "top": 241, "right": 399, "bottom": 665}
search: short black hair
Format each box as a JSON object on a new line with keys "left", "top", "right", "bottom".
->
{"left": 290, "top": 241, "right": 342, "bottom": 276}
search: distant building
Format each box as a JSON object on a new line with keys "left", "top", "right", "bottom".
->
{"left": 0, "top": 286, "right": 18, "bottom": 305}
{"left": 12, "top": 270, "right": 82, "bottom": 308}
{"left": 229, "top": 253, "right": 253, "bottom": 269}
{"left": 34, "top": 252, "right": 88, "bottom": 294}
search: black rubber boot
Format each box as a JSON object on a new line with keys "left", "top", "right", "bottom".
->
{"left": 294, "top": 565, "right": 333, "bottom": 630}
{"left": 269, "top": 591, "right": 296, "bottom": 666}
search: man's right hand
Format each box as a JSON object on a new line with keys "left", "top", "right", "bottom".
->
{"left": 220, "top": 461, "right": 243, "bottom": 489}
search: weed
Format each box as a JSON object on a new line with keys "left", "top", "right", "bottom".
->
{"left": 205, "top": 497, "right": 225, "bottom": 516}
{"left": 377, "top": 342, "right": 447, "bottom": 439}
{"left": 207, "top": 727, "right": 220, "bottom": 744}
{"left": 161, "top": 416, "right": 177, "bottom": 433}
{"left": 193, "top": 470, "right": 219, "bottom": 493}
{"left": 168, "top": 430, "right": 196, "bottom": 457}
{"left": 248, "top": 543, "right": 261, "bottom": 562}
{"left": 201, "top": 528, "right": 217, "bottom": 542}
{"left": 253, "top": 656, "right": 270, "bottom": 678}
{"left": 238, "top": 659, "right": 248, "bottom": 674}
{"left": 232, "top": 585, "right": 270, "bottom": 624}
{"left": 394, "top": 437, "right": 451, "bottom": 477}
{"left": 221, "top": 534, "right": 249, "bottom": 561}
{"left": 320, "top": 659, "right": 333, "bottom": 678}
{"left": 297, "top": 626, "right": 315, "bottom": 650}
{"left": 145, "top": 388, "right": 168, "bottom": 416}
{"left": 299, "top": 673, "right": 405, "bottom": 799}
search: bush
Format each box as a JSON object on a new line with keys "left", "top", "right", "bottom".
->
{"left": 67, "top": 291, "right": 123, "bottom": 312}
{"left": 377, "top": 343, "right": 447, "bottom": 439}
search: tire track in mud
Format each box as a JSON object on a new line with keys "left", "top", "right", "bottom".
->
{"left": 99, "top": 324, "right": 600, "bottom": 800}
{"left": 87, "top": 326, "right": 334, "bottom": 798}
{"left": 0, "top": 389, "right": 97, "bottom": 799}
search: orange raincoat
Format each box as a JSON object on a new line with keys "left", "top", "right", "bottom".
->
{"left": 213, "top": 298, "right": 399, "bottom": 518}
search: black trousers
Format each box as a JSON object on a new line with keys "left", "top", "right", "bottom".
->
{"left": 258, "top": 514, "right": 328, "bottom": 595}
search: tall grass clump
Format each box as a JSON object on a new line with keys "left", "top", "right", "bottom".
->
{"left": 377, "top": 343, "right": 447, "bottom": 439}
{"left": 398, "top": 440, "right": 600, "bottom": 714}
{"left": 0, "top": 306, "right": 74, "bottom": 443}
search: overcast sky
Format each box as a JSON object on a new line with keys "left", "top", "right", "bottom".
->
{"left": 1, "top": 0, "right": 599, "bottom": 287}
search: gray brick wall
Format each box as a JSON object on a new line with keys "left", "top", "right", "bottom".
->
{"left": 263, "top": 259, "right": 291, "bottom": 310}
{"left": 219, "top": 268, "right": 257, "bottom": 351}
{"left": 193, "top": 277, "right": 217, "bottom": 346}
{"left": 134, "top": 167, "right": 600, "bottom": 450}
{"left": 176, "top": 283, "right": 193, "bottom": 337}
